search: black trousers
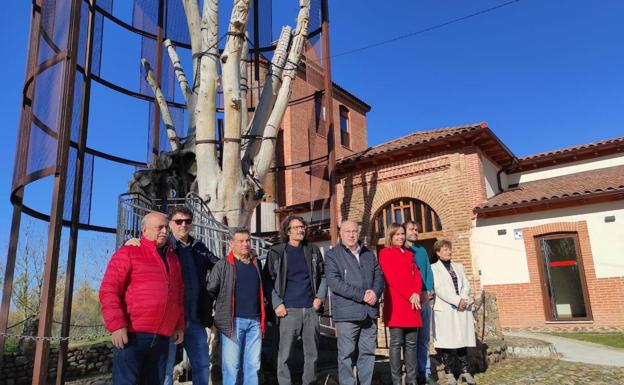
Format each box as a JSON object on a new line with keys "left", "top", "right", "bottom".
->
{"left": 389, "top": 327, "right": 419, "bottom": 385}
{"left": 437, "top": 347, "right": 470, "bottom": 374}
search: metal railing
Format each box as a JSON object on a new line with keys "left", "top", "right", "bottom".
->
{"left": 116, "top": 192, "right": 270, "bottom": 259}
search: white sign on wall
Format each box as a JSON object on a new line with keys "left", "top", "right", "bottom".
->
{"left": 514, "top": 229, "right": 523, "bottom": 240}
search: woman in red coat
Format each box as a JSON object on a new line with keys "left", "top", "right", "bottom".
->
{"left": 379, "top": 223, "right": 423, "bottom": 385}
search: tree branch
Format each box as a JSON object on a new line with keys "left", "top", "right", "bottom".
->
{"left": 164, "top": 39, "right": 192, "bottom": 105}
{"left": 242, "top": 26, "right": 291, "bottom": 166}
{"left": 252, "top": 0, "right": 309, "bottom": 181}
{"left": 181, "top": 0, "right": 202, "bottom": 82}
{"left": 239, "top": 31, "right": 250, "bottom": 155}
{"left": 141, "top": 58, "right": 180, "bottom": 151}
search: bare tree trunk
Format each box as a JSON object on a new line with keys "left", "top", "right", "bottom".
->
{"left": 194, "top": 0, "right": 220, "bottom": 211}
{"left": 220, "top": 0, "right": 250, "bottom": 226}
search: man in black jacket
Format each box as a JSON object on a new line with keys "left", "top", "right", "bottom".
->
{"left": 263, "top": 215, "right": 327, "bottom": 385}
{"left": 206, "top": 227, "right": 265, "bottom": 385}
{"left": 325, "top": 220, "right": 384, "bottom": 385}
{"left": 164, "top": 207, "right": 219, "bottom": 385}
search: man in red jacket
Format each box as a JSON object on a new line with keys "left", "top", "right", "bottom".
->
{"left": 100, "top": 212, "right": 185, "bottom": 385}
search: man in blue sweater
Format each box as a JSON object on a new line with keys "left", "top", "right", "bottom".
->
{"left": 405, "top": 221, "right": 437, "bottom": 385}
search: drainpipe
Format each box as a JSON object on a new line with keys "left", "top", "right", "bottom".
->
{"left": 496, "top": 169, "right": 505, "bottom": 193}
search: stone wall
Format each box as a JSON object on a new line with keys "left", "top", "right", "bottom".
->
{"left": 0, "top": 342, "right": 113, "bottom": 385}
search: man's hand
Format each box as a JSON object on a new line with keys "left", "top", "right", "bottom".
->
{"left": 458, "top": 298, "right": 467, "bottom": 311}
{"left": 363, "top": 289, "right": 377, "bottom": 306}
{"left": 312, "top": 298, "right": 322, "bottom": 311}
{"left": 173, "top": 329, "right": 184, "bottom": 345}
{"left": 275, "top": 304, "right": 288, "bottom": 318}
{"left": 111, "top": 328, "right": 128, "bottom": 349}
{"left": 124, "top": 238, "right": 141, "bottom": 247}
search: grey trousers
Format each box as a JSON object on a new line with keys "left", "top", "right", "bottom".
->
{"left": 335, "top": 318, "right": 377, "bottom": 385}
{"left": 277, "top": 307, "right": 320, "bottom": 385}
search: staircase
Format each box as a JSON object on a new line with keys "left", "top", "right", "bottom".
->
{"left": 116, "top": 192, "right": 271, "bottom": 259}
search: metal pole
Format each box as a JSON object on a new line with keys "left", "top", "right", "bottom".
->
{"left": 32, "top": 0, "right": 83, "bottom": 383}
{"left": 321, "top": 0, "right": 337, "bottom": 244}
{"left": 55, "top": 0, "right": 97, "bottom": 382}
{"left": 0, "top": 0, "right": 45, "bottom": 360}
{"left": 151, "top": 0, "right": 165, "bottom": 163}
{"left": 253, "top": 0, "right": 260, "bottom": 81}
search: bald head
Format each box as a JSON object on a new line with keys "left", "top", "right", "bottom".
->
{"left": 142, "top": 212, "right": 169, "bottom": 247}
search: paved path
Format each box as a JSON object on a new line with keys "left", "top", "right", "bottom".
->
{"left": 475, "top": 358, "right": 624, "bottom": 385}
{"left": 506, "top": 331, "right": 624, "bottom": 367}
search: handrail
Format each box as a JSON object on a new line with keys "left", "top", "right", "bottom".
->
{"left": 116, "top": 192, "right": 271, "bottom": 258}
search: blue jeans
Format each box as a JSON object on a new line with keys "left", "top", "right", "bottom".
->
{"left": 417, "top": 299, "right": 432, "bottom": 377}
{"left": 112, "top": 332, "right": 169, "bottom": 385}
{"left": 163, "top": 320, "right": 210, "bottom": 385}
{"left": 221, "top": 317, "right": 262, "bottom": 385}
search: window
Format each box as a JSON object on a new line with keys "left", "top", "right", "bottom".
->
{"left": 372, "top": 198, "right": 442, "bottom": 240}
{"left": 339, "top": 105, "right": 350, "bottom": 148}
{"left": 314, "top": 91, "right": 324, "bottom": 133}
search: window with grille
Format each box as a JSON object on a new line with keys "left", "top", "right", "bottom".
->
{"left": 372, "top": 198, "right": 442, "bottom": 239}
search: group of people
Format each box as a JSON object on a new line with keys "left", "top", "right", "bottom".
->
{"left": 99, "top": 210, "right": 477, "bottom": 385}
{"left": 378, "top": 222, "right": 476, "bottom": 385}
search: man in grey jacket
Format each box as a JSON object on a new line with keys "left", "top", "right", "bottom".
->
{"left": 263, "top": 215, "right": 327, "bottom": 385}
{"left": 325, "top": 220, "right": 384, "bottom": 385}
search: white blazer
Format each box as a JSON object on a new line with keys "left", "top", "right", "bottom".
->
{"left": 431, "top": 260, "right": 476, "bottom": 349}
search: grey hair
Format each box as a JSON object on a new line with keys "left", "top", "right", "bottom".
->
{"left": 228, "top": 226, "right": 251, "bottom": 240}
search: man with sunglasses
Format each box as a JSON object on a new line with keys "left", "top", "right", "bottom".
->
{"left": 263, "top": 215, "right": 327, "bottom": 385}
{"left": 125, "top": 206, "right": 219, "bottom": 385}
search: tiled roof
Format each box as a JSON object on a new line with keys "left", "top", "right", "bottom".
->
{"left": 475, "top": 165, "right": 624, "bottom": 211}
{"left": 519, "top": 136, "right": 624, "bottom": 162}
{"left": 338, "top": 122, "right": 490, "bottom": 164}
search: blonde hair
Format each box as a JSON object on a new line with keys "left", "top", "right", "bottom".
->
{"left": 384, "top": 223, "right": 406, "bottom": 248}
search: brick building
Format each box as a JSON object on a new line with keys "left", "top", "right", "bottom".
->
{"left": 259, "top": 44, "right": 624, "bottom": 330}
{"left": 335, "top": 122, "right": 624, "bottom": 329}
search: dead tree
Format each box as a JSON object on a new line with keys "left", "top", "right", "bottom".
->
{"left": 137, "top": 0, "right": 310, "bottom": 226}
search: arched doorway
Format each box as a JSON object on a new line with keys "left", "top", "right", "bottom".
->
{"left": 371, "top": 197, "right": 443, "bottom": 258}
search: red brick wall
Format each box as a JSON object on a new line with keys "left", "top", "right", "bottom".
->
{"left": 338, "top": 148, "right": 487, "bottom": 289}
{"left": 278, "top": 73, "right": 368, "bottom": 207}
{"left": 484, "top": 221, "right": 624, "bottom": 329}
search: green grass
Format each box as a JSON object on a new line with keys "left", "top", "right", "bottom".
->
{"left": 548, "top": 332, "right": 624, "bottom": 349}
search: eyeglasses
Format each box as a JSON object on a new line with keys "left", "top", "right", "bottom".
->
{"left": 172, "top": 219, "right": 193, "bottom": 225}
{"left": 290, "top": 225, "right": 306, "bottom": 230}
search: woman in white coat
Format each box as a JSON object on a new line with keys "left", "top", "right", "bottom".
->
{"left": 431, "top": 240, "right": 476, "bottom": 385}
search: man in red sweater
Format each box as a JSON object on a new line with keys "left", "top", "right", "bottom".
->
{"left": 99, "top": 212, "right": 185, "bottom": 385}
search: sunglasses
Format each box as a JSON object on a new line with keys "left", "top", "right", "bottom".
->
{"left": 172, "top": 219, "right": 193, "bottom": 225}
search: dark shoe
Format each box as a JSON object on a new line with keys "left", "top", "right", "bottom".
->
{"left": 457, "top": 354, "right": 475, "bottom": 385}
{"left": 439, "top": 351, "right": 457, "bottom": 385}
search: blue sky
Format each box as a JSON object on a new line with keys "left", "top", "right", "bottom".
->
{"left": 1, "top": 0, "right": 623, "bottom": 259}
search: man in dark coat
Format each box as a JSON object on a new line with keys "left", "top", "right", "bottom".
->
{"left": 325, "top": 220, "right": 384, "bottom": 385}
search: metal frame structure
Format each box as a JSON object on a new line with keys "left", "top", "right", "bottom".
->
{"left": 2, "top": 1, "right": 336, "bottom": 384}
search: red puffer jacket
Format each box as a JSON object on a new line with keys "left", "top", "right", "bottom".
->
{"left": 379, "top": 246, "right": 422, "bottom": 328}
{"left": 99, "top": 237, "right": 185, "bottom": 336}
